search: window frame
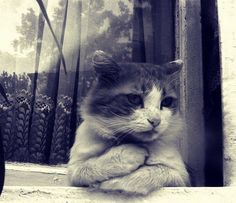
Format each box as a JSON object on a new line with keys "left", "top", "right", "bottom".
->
{"left": 3, "top": 0, "right": 222, "bottom": 188}
{"left": 175, "top": 0, "right": 205, "bottom": 186}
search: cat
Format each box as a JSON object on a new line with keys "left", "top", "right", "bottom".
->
{"left": 67, "top": 50, "right": 190, "bottom": 196}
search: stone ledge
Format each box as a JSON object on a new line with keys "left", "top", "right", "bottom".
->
{"left": 5, "top": 162, "right": 67, "bottom": 174}
{"left": 5, "top": 163, "right": 67, "bottom": 187}
{"left": 1, "top": 186, "right": 235, "bottom": 203}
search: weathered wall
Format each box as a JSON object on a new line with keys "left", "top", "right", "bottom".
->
{"left": 217, "top": 0, "right": 236, "bottom": 186}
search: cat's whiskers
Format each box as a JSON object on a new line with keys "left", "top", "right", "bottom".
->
{"left": 89, "top": 115, "right": 134, "bottom": 140}
{"left": 130, "top": 122, "right": 150, "bottom": 131}
{"left": 110, "top": 112, "right": 131, "bottom": 120}
{"left": 110, "top": 126, "right": 132, "bottom": 135}
{"left": 95, "top": 117, "right": 130, "bottom": 129}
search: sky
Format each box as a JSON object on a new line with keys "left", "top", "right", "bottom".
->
{"left": 0, "top": 0, "right": 39, "bottom": 54}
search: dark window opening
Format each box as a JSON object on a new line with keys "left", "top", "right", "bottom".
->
{"left": 201, "top": 0, "right": 223, "bottom": 186}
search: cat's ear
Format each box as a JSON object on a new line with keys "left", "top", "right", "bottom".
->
{"left": 92, "top": 50, "right": 121, "bottom": 83}
{"left": 161, "top": 60, "right": 183, "bottom": 75}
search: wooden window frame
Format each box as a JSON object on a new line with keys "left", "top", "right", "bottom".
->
{"left": 176, "top": 0, "right": 205, "bottom": 185}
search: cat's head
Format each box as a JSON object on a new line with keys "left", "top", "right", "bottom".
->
{"left": 82, "top": 50, "right": 183, "bottom": 142}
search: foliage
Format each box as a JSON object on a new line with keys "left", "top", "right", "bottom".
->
{"left": 0, "top": 71, "right": 32, "bottom": 94}
{"left": 13, "top": 0, "right": 134, "bottom": 69}
{"left": 12, "top": 8, "right": 38, "bottom": 52}
{"left": 36, "top": 0, "right": 67, "bottom": 74}
{"left": 81, "top": 0, "right": 133, "bottom": 66}
{"left": 12, "top": 1, "right": 66, "bottom": 55}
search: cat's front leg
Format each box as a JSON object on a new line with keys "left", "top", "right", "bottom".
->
{"left": 99, "top": 164, "right": 190, "bottom": 196}
{"left": 68, "top": 144, "right": 148, "bottom": 187}
{"left": 68, "top": 122, "right": 149, "bottom": 187}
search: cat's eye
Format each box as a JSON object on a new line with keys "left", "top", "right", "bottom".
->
{"left": 127, "top": 94, "right": 143, "bottom": 106}
{"left": 161, "top": 97, "right": 176, "bottom": 109}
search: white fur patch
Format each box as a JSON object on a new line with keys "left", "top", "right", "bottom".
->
{"left": 144, "top": 86, "right": 162, "bottom": 109}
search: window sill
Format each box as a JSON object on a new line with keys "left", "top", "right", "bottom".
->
{"left": 3, "top": 163, "right": 231, "bottom": 202}
{"left": 1, "top": 186, "right": 235, "bottom": 203}
{"left": 5, "top": 162, "right": 67, "bottom": 186}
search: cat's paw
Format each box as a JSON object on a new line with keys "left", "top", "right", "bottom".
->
{"left": 99, "top": 177, "right": 151, "bottom": 196}
{"left": 115, "top": 144, "right": 148, "bottom": 171}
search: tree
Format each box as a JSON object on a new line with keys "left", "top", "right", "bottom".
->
{"left": 13, "top": 8, "right": 37, "bottom": 52}
{"left": 81, "top": 0, "right": 133, "bottom": 68}
{"left": 12, "top": 1, "right": 66, "bottom": 54}
{"left": 13, "top": 0, "right": 134, "bottom": 69}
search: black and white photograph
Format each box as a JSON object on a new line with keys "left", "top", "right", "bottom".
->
{"left": 0, "top": 0, "right": 235, "bottom": 202}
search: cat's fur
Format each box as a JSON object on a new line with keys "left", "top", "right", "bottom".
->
{"left": 68, "top": 50, "right": 190, "bottom": 196}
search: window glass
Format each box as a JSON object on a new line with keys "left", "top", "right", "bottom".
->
{"left": 0, "top": 0, "right": 174, "bottom": 164}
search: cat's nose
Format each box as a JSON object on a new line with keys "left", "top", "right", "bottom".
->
{"left": 147, "top": 118, "right": 160, "bottom": 128}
